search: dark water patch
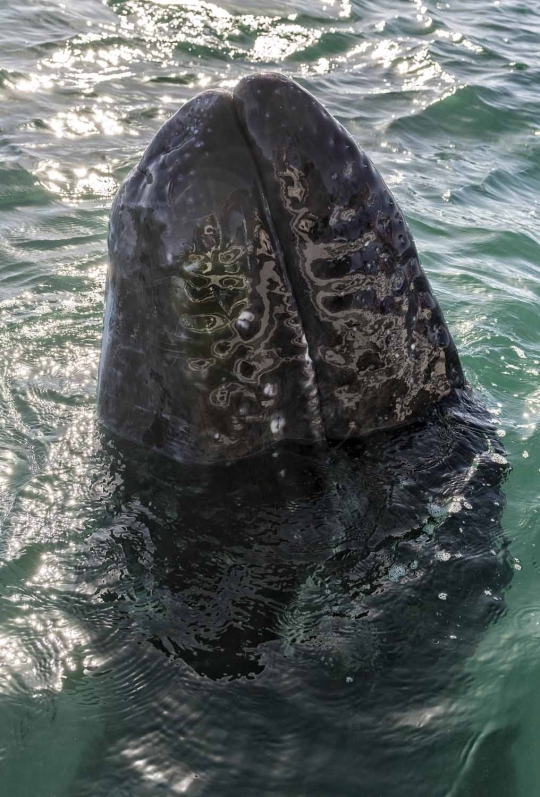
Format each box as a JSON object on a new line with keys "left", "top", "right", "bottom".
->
{"left": 381, "top": 12, "right": 439, "bottom": 39}
{"left": 286, "top": 30, "right": 358, "bottom": 62}
{"left": 14, "top": 230, "right": 107, "bottom": 252}
{"left": 0, "top": 164, "right": 52, "bottom": 209}
{"left": 390, "top": 85, "right": 534, "bottom": 145}
{"left": 410, "top": 222, "right": 540, "bottom": 278}
{"left": 448, "top": 166, "right": 540, "bottom": 212}
{"left": 173, "top": 40, "right": 238, "bottom": 62}
{"left": 148, "top": 73, "right": 198, "bottom": 86}
{"left": 344, "top": 89, "right": 435, "bottom": 131}
{"left": 0, "top": 69, "right": 27, "bottom": 89}
{"left": 454, "top": 725, "right": 519, "bottom": 797}
{"left": 0, "top": 257, "right": 44, "bottom": 291}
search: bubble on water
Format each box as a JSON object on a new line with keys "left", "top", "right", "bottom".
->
{"left": 438, "top": 593, "right": 448, "bottom": 601}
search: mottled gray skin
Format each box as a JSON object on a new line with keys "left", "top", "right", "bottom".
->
{"left": 98, "top": 73, "right": 465, "bottom": 462}
{"left": 234, "top": 74, "right": 464, "bottom": 438}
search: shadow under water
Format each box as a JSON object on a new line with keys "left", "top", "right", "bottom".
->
{"left": 64, "top": 390, "right": 511, "bottom": 796}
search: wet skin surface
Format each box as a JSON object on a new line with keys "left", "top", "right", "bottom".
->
{"left": 97, "top": 73, "right": 464, "bottom": 463}
{"left": 92, "top": 81, "right": 512, "bottom": 793}
{"left": 235, "top": 74, "right": 464, "bottom": 439}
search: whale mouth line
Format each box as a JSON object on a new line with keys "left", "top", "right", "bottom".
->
{"left": 227, "top": 92, "right": 329, "bottom": 438}
{"left": 98, "top": 72, "right": 464, "bottom": 463}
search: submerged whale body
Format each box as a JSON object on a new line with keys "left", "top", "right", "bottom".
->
{"left": 94, "top": 399, "right": 510, "bottom": 684}
{"left": 82, "top": 409, "right": 511, "bottom": 795}
{"left": 97, "top": 72, "right": 465, "bottom": 462}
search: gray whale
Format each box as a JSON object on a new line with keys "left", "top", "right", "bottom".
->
{"left": 92, "top": 68, "right": 511, "bottom": 681}
{"left": 97, "top": 72, "right": 465, "bottom": 462}
{"left": 91, "top": 76, "right": 513, "bottom": 792}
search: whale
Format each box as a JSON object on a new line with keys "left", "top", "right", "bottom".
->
{"left": 94, "top": 70, "right": 511, "bottom": 677}
{"left": 92, "top": 69, "right": 512, "bottom": 665}
{"left": 89, "top": 74, "right": 513, "bottom": 795}
{"left": 97, "top": 72, "right": 465, "bottom": 463}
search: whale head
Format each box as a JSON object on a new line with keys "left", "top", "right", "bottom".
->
{"left": 97, "top": 73, "right": 464, "bottom": 462}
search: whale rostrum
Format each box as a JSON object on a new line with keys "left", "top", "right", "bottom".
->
{"left": 97, "top": 73, "right": 465, "bottom": 462}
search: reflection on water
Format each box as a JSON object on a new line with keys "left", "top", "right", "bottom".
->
{"left": 2, "top": 0, "right": 540, "bottom": 793}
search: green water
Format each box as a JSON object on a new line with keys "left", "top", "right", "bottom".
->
{"left": 1, "top": 0, "right": 540, "bottom": 794}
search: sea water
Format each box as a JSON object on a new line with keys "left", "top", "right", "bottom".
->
{"left": 1, "top": 1, "right": 539, "bottom": 794}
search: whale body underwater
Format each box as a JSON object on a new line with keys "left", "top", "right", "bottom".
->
{"left": 95, "top": 73, "right": 511, "bottom": 691}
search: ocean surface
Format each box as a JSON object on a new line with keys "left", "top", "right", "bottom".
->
{"left": 1, "top": 0, "right": 539, "bottom": 794}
